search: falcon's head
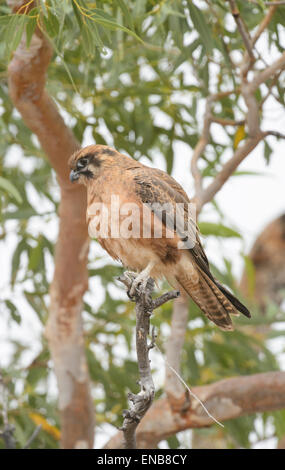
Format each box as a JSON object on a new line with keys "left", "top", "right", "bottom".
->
{"left": 69, "top": 144, "right": 118, "bottom": 184}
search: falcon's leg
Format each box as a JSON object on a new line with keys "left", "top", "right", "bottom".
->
{"left": 128, "top": 260, "right": 155, "bottom": 298}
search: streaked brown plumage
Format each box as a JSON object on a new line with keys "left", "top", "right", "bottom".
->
{"left": 69, "top": 144, "right": 250, "bottom": 331}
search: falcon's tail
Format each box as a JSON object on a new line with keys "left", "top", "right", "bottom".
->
{"left": 176, "top": 268, "right": 250, "bottom": 331}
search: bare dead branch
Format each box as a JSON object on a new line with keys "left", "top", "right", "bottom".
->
{"left": 7, "top": 1, "right": 94, "bottom": 449}
{"left": 117, "top": 273, "right": 179, "bottom": 449}
{"left": 105, "top": 370, "right": 285, "bottom": 449}
{"left": 152, "top": 289, "right": 180, "bottom": 309}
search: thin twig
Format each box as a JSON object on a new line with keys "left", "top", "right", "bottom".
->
{"left": 156, "top": 345, "right": 224, "bottom": 428}
{"left": 197, "top": 133, "right": 265, "bottom": 210}
{"left": 249, "top": 1, "right": 285, "bottom": 5}
{"left": 265, "top": 130, "right": 285, "bottom": 139}
{"left": 252, "top": 5, "right": 277, "bottom": 45}
{"left": 118, "top": 273, "right": 179, "bottom": 449}
{"left": 228, "top": 0, "right": 255, "bottom": 60}
{"left": 23, "top": 425, "right": 42, "bottom": 449}
{"left": 249, "top": 51, "right": 285, "bottom": 92}
{"left": 260, "top": 69, "right": 283, "bottom": 106}
{"left": 190, "top": 91, "right": 234, "bottom": 201}
{"left": 211, "top": 117, "right": 245, "bottom": 126}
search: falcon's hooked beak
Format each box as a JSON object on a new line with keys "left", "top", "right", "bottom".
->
{"left": 69, "top": 169, "right": 80, "bottom": 182}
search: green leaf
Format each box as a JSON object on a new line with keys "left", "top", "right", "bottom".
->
{"left": 187, "top": 2, "right": 214, "bottom": 54}
{"left": 11, "top": 239, "right": 27, "bottom": 286}
{"left": 0, "top": 176, "right": 23, "bottom": 203}
{"left": 233, "top": 170, "right": 268, "bottom": 177}
{"left": 264, "top": 140, "right": 272, "bottom": 164}
{"left": 199, "top": 222, "right": 242, "bottom": 238}
{"left": 273, "top": 410, "right": 285, "bottom": 438}
{"left": 28, "top": 238, "right": 44, "bottom": 272}
{"left": 26, "top": 16, "right": 37, "bottom": 48}
{"left": 5, "top": 300, "right": 21, "bottom": 324}
{"left": 167, "top": 434, "right": 180, "bottom": 449}
{"left": 4, "top": 14, "right": 28, "bottom": 57}
{"left": 2, "top": 207, "right": 38, "bottom": 221}
{"left": 72, "top": 1, "right": 143, "bottom": 44}
{"left": 43, "top": 9, "right": 60, "bottom": 38}
{"left": 117, "top": 0, "right": 134, "bottom": 30}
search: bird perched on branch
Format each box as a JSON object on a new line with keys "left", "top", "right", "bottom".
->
{"left": 69, "top": 144, "right": 250, "bottom": 331}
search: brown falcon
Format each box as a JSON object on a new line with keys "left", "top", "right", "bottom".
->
{"left": 69, "top": 144, "right": 250, "bottom": 331}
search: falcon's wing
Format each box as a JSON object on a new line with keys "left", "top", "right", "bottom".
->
{"left": 144, "top": 167, "right": 214, "bottom": 274}
{"left": 130, "top": 165, "right": 210, "bottom": 270}
{"left": 129, "top": 166, "right": 250, "bottom": 326}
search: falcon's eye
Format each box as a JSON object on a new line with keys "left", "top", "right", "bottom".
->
{"left": 77, "top": 158, "right": 88, "bottom": 170}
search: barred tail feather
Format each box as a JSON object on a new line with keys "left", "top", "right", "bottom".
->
{"left": 176, "top": 270, "right": 236, "bottom": 331}
{"left": 214, "top": 280, "right": 251, "bottom": 318}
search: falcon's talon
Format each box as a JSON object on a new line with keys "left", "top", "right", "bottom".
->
{"left": 129, "top": 276, "right": 148, "bottom": 298}
{"left": 127, "top": 288, "right": 136, "bottom": 301}
{"left": 127, "top": 261, "right": 155, "bottom": 298}
{"left": 128, "top": 278, "right": 143, "bottom": 298}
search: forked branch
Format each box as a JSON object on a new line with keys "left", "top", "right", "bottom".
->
{"left": 118, "top": 273, "right": 179, "bottom": 449}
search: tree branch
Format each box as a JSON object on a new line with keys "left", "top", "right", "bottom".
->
{"left": 265, "top": 130, "right": 285, "bottom": 139}
{"left": 7, "top": 1, "right": 94, "bottom": 449}
{"left": 211, "top": 117, "right": 245, "bottom": 126}
{"left": 250, "top": 1, "right": 285, "bottom": 5}
{"left": 165, "top": 292, "right": 190, "bottom": 411}
{"left": 197, "top": 133, "right": 265, "bottom": 211}
{"left": 191, "top": 90, "right": 237, "bottom": 206}
{"left": 105, "top": 370, "right": 285, "bottom": 449}
{"left": 250, "top": 52, "right": 285, "bottom": 92}
{"left": 191, "top": 96, "right": 213, "bottom": 200}
{"left": 228, "top": 0, "right": 255, "bottom": 60}
{"left": 118, "top": 273, "right": 179, "bottom": 449}
{"left": 23, "top": 425, "right": 42, "bottom": 449}
{"left": 252, "top": 5, "right": 278, "bottom": 46}
{"left": 193, "top": 3, "right": 282, "bottom": 211}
